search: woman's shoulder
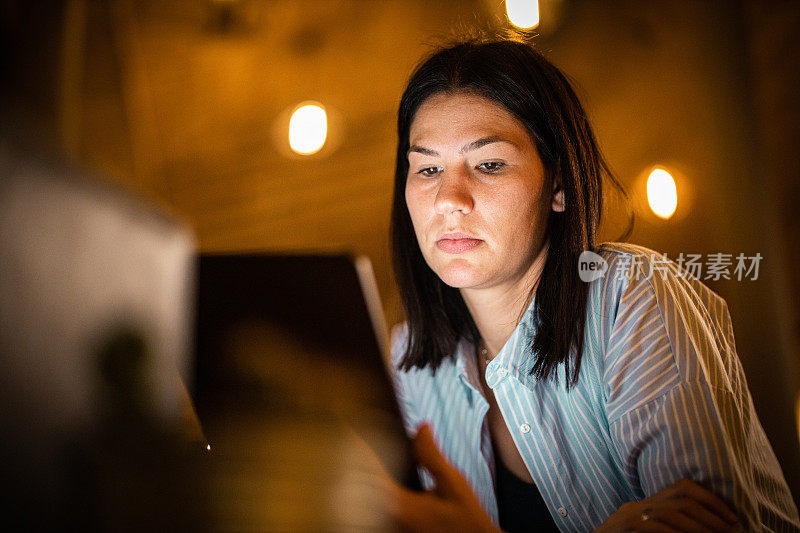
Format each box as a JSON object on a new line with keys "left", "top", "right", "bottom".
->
{"left": 595, "top": 241, "right": 658, "bottom": 256}
{"left": 592, "top": 241, "right": 727, "bottom": 307}
{"left": 389, "top": 322, "right": 462, "bottom": 379}
{"left": 586, "top": 242, "right": 737, "bottom": 398}
{"left": 586, "top": 241, "right": 730, "bottom": 335}
{"left": 388, "top": 323, "right": 437, "bottom": 377}
{"left": 582, "top": 242, "right": 662, "bottom": 320}
{"left": 594, "top": 241, "right": 676, "bottom": 273}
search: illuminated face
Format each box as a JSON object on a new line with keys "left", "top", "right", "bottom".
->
{"left": 405, "top": 92, "right": 564, "bottom": 291}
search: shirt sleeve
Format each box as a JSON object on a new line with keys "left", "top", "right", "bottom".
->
{"left": 601, "top": 252, "right": 799, "bottom": 531}
{"left": 389, "top": 323, "right": 422, "bottom": 438}
{"left": 389, "top": 323, "right": 439, "bottom": 491}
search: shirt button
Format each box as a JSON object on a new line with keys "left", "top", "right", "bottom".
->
{"left": 519, "top": 423, "right": 531, "bottom": 434}
{"left": 497, "top": 368, "right": 508, "bottom": 378}
{"left": 557, "top": 506, "right": 568, "bottom": 517}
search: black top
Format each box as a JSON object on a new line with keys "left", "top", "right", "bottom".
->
{"left": 494, "top": 454, "right": 560, "bottom": 532}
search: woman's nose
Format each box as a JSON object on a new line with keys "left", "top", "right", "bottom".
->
{"left": 433, "top": 167, "right": 474, "bottom": 216}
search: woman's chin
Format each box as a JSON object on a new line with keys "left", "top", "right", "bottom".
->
{"left": 435, "top": 261, "right": 486, "bottom": 288}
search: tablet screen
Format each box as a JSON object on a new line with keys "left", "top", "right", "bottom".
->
{"left": 194, "top": 253, "right": 420, "bottom": 530}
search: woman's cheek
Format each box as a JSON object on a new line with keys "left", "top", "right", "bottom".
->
{"left": 405, "top": 192, "right": 423, "bottom": 233}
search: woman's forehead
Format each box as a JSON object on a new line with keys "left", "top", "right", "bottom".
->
{"left": 409, "top": 92, "right": 531, "bottom": 149}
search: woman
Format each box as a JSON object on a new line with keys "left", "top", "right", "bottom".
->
{"left": 386, "top": 37, "right": 799, "bottom": 532}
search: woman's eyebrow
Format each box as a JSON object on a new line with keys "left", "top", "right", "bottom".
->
{"left": 407, "top": 145, "right": 438, "bottom": 157}
{"left": 407, "top": 136, "right": 518, "bottom": 158}
{"left": 461, "top": 135, "right": 518, "bottom": 153}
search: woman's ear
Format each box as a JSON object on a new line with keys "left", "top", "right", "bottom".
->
{"left": 551, "top": 180, "right": 565, "bottom": 212}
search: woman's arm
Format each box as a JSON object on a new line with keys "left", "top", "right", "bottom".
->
{"left": 595, "top": 479, "right": 739, "bottom": 532}
{"left": 383, "top": 424, "right": 738, "bottom": 532}
{"left": 600, "top": 252, "right": 798, "bottom": 530}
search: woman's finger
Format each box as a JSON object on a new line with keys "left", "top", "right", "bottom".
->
{"left": 411, "top": 424, "right": 447, "bottom": 474}
{"left": 630, "top": 518, "right": 682, "bottom": 533}
{"left": 675, "top": 498, "right": 737, "bottom": 533}
{"left": 595, "top": 502, "right": 682, "bottom": 533}
{"left": 667, "top": 480, "right": 738, "bottom": 525}
{"left": 641, "top": 502, "right": 714, "bottom": 533}
{"left": 411, "top": 424, "right": 471, "bottom": 499}
{"left": 385, "top": 486, "right": 438, "bottom": 532}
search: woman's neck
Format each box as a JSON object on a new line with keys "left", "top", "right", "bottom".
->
{"left": 460, "top": 241, "right": 549, "bottom": 358}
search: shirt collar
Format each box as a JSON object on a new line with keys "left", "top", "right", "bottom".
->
{"left": 455, "top": 293, "right": 541, "bottom": 394}
{"left": 455, "top": 337, "right": 481, "bottom": 394}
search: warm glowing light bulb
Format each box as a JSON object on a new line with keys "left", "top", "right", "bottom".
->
{"left": 289, "top": 103, "right": 327, "bottom": 155}
{"left": 646, "top": 168, "right": 678, "bottom": 219}
{"left": 206, "top": 443, "right": 211, "bottom": 451}
{"left": 506, "top": 0, "right": 540, "bottom": 29}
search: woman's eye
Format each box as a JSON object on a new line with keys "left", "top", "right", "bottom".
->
{"left": 416, "top": 167, "right": 441, "bottom": 177}
{"left": 477, "top": 161, "right": 504, "bottom": 173}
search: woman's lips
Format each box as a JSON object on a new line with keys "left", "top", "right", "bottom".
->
{"left": 436, "top": 237, "right": 482, "bottom": 254}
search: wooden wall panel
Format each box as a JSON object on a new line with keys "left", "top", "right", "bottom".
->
{"left": 74, "top": 0, "right": 491, "bottom": 328}
{"left": 44, "top": 0, "right": 799, "bottom": 492}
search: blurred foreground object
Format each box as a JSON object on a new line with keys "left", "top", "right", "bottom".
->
{"left": 0, "top": 143, "right": 198, "bottom": 530}
{"left": 0, "top": 145, "right": 411, "bottom": 530}
{"left": 194, "top": 253, "right": 419, "bottom": 530}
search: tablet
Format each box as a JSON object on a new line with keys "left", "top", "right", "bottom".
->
{"left": 193, "top": 252, "right": 421, "bottom": 530}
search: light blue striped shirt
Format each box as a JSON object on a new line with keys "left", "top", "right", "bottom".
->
{"left": 390, "top": 242, "right": 799, "bottom": 532}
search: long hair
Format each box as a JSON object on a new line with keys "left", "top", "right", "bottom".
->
{"left": 391, "top": 37, "right": 631, "bottom": 387}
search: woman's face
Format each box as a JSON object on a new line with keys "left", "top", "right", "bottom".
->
{"left": 405, "top": 92, "right": 564, "bottom": 291}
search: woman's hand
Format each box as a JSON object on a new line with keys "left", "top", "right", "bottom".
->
{"left": 594, "top": 479, "right": 740, "bottom": 532}
{"left": 383, "top": 423, "right": 501, "bottom": 533}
